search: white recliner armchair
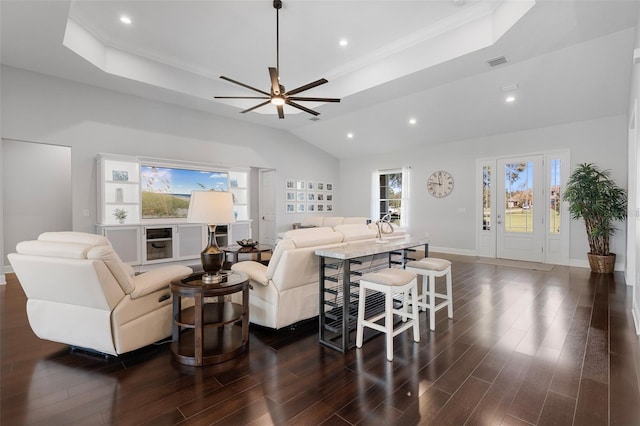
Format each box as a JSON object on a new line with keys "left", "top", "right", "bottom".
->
{"left": 8, "top": 231, "right": 192, "bottom": 356}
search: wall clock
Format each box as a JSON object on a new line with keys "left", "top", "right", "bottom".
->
{"left": 427, "top": 170, "right": 454, "bottom": 198}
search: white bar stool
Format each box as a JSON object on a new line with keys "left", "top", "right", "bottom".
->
{"left": 355, "top": 268, "right": 420, "bottom": 362}
{"left": 405, "top": 258, "right": 453, "bottom": 331}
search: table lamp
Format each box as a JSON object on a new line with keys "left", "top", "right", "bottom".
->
{"left": 187, "top": 190, "right": 235, "bottom": 283}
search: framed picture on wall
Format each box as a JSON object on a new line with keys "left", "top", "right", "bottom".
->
{"left": 286, "top": 179, "right": 295, "bottom": 189}
{"left": 307, "top": 181, "right": 315, "bottom": 191}
{"left": 286, "top": 191, "right": 295, "bottom": 201}
{"left": 326, "top": 194, "right": 333, "bottom": 202}
{"left": 317, "top": 193, "right": 324, "bottom": 201}
{"left": 326, "top": 183, "right": 333, "bottom": 191}
{"left": 317, "top": 204, "right": 324, "bottom": 212}
{"left": 307, "top": 193, "right": 315, "bottom": 201}
{"left": 286, "top": 203, "right": 295, "bottom": 213}
{"left": 326, "top": 204, "right": 333, "bottom": 212}
{"left": 307, "top": 203, "right": 315, "bottom": 212}
{"left": 297, "top": 203, "right": 306, "bottom": 213}
{"left": 317, "top": 182, "right": 324, "bottom": 191}
{"left": 297, "top": 191, "right": 306, "bottom": 201}
{"left": 296, "top": 180, "right": 306, "bottom": 190}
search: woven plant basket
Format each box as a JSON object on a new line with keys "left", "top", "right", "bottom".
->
{"left": 587, "top": 253, "right": 616, "bottom": 274}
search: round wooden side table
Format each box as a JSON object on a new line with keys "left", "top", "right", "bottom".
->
{"left": 170, "top": 271, "right": 249, "bottom": 366}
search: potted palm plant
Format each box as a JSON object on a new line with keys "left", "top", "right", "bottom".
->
{"left": 563, "top": 163, "right": 627, "bottom": 273}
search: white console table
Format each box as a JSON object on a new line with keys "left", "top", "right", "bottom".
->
{"left": 315, "top": 235, "right": 430, "bottom": 352}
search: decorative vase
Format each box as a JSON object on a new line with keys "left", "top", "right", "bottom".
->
{"left": 587, "top": 253, "right": 616, "bottom": 274}
{"left": 115, "top": 187, "right": 124, "bottom": 203}
{"left": 118, "top": 218, "right": 125, "bottom": 224}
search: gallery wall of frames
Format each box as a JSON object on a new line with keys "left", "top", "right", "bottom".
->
{"left": 285, "top": 179, "right": 334, "bottom": 214}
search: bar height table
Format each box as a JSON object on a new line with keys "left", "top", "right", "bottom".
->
{"left": 315, "top": 235, "right": 430, "bottom": 352}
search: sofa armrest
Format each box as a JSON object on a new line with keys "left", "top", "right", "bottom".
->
{"left": 231, "top": 261, "right": 269, "bottom": 286}
{"left": 130, "top": 265, "right": 192, "bottom": 299}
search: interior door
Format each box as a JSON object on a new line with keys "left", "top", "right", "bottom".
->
{"left": 496, "top": 155, "right": 544, "bottom": 262}
{"left": 259, "top": 169, "right": 277, "bottom": 246}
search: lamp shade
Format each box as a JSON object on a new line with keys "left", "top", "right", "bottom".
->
{"left": 186, "top": 191, "right": 235, "bottom": 225}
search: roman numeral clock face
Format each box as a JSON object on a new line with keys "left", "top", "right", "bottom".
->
{"left": 427, "top": 170, "right": 454, "bottom": 198}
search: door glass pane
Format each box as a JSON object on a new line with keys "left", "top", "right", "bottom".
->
{"left": 504, "top": 161, "right": 533, "bottom": 233}
{"left": 482, "top": 165, "right": 491, "bottom": 230}
{"left": 550, "top": 159, "right": 561, "bottom": 234}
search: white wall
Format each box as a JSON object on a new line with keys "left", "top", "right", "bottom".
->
{"left": 0, "top": 66, "right": 340, "bottom": 270}
{"left": 3, "top": 140, "right": 72, "bottom": 265}
{"left": 340, "top": 115, "right": 628, "bottom": 266}
{"left": 628, "top": 9, "right": 640, "bottom": 334}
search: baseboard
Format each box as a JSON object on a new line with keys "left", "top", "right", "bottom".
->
{"left": 428, "top": 246, "right": 477, "bottom": 257}
{"left": 633, "top": 301, "right": 640, "bottom": 336}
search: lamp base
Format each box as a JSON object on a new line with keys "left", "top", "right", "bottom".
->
{"left": 201, "top": 271, "right": 226, "bottom": 284}
{"left": 200, "top": 224, "right": 225, "bottom": 277}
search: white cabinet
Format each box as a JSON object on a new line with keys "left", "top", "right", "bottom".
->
{"left": 176, "top": 224, "right": 207, "bottom": 260}
{"left": 143, "top": 226, "right": 175, "bottom": 264}
{"left": 97, "top": 226, "right": 141, "bottom": 265}
{"left": 142, "top": 224, "right": 207, "bottom": 264}
{"left": 97, "top": 154, "right": 140, "bottom": 225}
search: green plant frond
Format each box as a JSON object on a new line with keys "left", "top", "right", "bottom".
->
{"left": 563, "top": 162, "right": 627, "bottom": 256}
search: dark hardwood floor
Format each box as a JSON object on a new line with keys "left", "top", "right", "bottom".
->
{"left": 3, "top": 254, "right": 640, "bottom": 425}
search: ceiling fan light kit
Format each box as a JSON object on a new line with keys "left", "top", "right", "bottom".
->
{"left": 214, "top": 0, "right": 340, "bottom": 119}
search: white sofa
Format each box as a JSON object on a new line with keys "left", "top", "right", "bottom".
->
{"left": 299, "top": 216, "right": 370, "bottom": 228}
{"left": 231, "top": 224, "right": 412, "bottom": 329}
{"left": 8, "top": 231, "right": 193, "bottom": 355}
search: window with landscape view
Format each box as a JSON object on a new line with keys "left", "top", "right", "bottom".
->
{"left": 378, "top": 169, "right": 406, "bottom": 226}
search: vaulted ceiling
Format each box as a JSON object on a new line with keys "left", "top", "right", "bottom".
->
{"left": 1, "top": 1, "right": 638, "bottom": 159}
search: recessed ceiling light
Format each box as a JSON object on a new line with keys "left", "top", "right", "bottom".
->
{"left": 409, "top": 118, "right": 417, "bottom": 125}
{"left": 120, "top": 16, "right": 132, "bottom": 25}
{"left": 505, "top": 95, "right": 516, "bottom": 103}
{"left": 347, "top": 132, "right": 354, "bottom": 139}
{"left": 339, "top": 39, "right": 348, "bottom": 47}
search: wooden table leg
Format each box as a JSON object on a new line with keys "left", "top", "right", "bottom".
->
{"left": 194, "top": 293, "right": 203, "bottom": 366}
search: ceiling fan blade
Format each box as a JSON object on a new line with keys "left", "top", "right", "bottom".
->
{"left": 269, "top": 67, "right": 281, "bottom": 95}
{"left": 288, "top": 97, "right": 341, "bottom": 103}
{"left": 241, "top": 100, "right": 271, "bottom": 114}
{"left": 276, "top": 104, "right": 285, "bottom": 119}
{"left": 214, "top": 96, "right": 270, "bottom": 99}
{"left": 285, "top": 78, "right": 328, "bottom": 96}
{"left": 220, "top": 76, "right": 270, "bottom": 96}
{"left": 286, "top": 100, "right": 320, "bottom": 116}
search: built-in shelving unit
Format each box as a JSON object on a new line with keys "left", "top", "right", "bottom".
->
{"left": 96, "top": 154, "right": 252, "bottom": 268}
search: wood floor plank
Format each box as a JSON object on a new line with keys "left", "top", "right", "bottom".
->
{"left": 2, "top": 258, "right": 639, "bottom": 426}
{"left": 536, "top": 391, "right": 576, "bottom": 426}
{"left": 428, "top": 376, "right": 491, "bottom": 425}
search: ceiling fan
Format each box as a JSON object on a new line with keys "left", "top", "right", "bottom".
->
{"left": 214, "top": 0, "right": 340, "bottom": 119}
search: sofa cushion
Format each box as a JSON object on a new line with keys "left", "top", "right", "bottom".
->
{"left": 322, "top": 217, "right": 344, "bottom": 228}
{"left": 334, "top": 224, "right": 378, "bottom": 242}
{"left": 266, "top": 239, "right": 295, "bottom": 280}
{"left": 16, "top": 240, "right": 94, "bottom": 259}
{"left": 38, "top": 231, "right": 111, "bottom": 247}
{"left": 87, "top": 246, "right": 135, "bottom": 294}
{"left": 283, "top": 227, "right": 344, "bottom": 248}
{"left": 342, "top": 217, "right": 369, "bottom": 225}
